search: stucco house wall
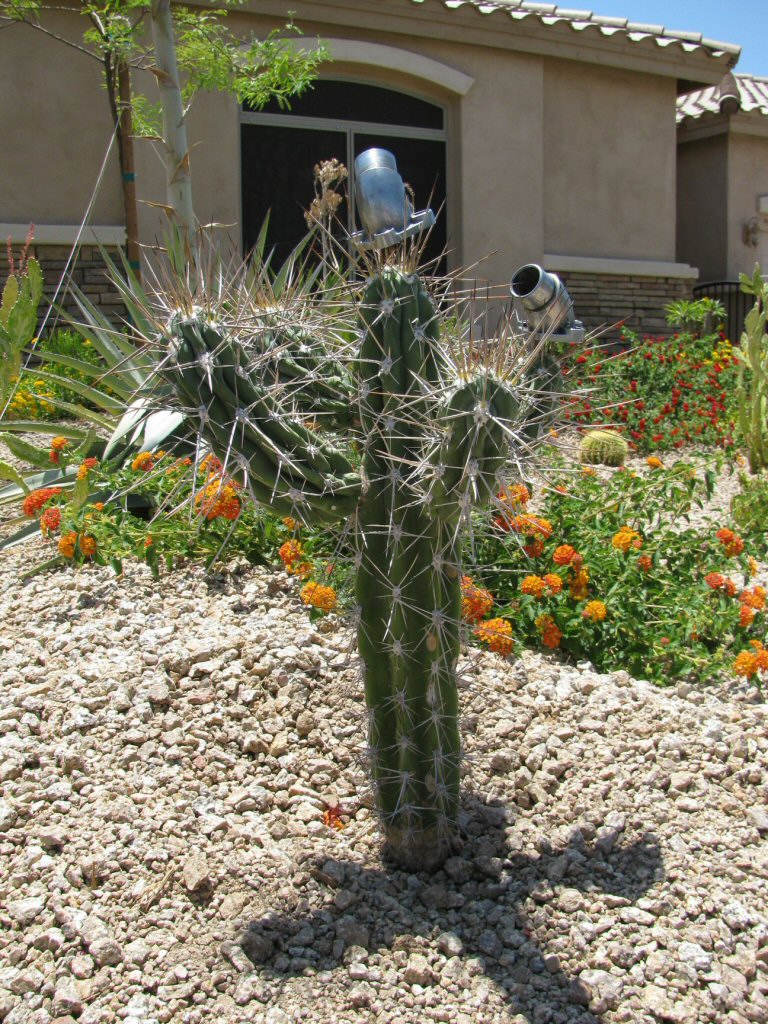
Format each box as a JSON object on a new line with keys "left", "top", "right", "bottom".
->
{"left": 1, "top": 0, "right": 738, "bottom": 334}
{"left": 676, "top": 134, "right": 728, "bottom": 284}
{"left": 676, "top": 74, "right": 768, "bottom": 338}
{"left": 677, "top": 74, "right": 768, "bottom": 281}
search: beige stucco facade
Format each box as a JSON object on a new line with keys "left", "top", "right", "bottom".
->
{"left": 1, "top": 0, "right": 737, "bottom": 330}
{"left": 678, "top": 113, "right": 768, "bottom": 283}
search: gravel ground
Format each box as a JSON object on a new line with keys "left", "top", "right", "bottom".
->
{"left": 1, "top": 519, "right": 767, "bottom": 1024}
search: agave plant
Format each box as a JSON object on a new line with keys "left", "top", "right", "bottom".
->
{"left": 0, "top": 221, "right": 336, "bottom": 542}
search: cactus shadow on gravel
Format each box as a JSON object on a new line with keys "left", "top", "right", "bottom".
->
{"left": 239, "top": 796, "right": 664, "bottom": 1022}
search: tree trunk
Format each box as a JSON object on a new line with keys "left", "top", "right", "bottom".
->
{"left": 149, "top": 0, "right": 197, "bottom": 269}
{"left": 118, "top": 61, "right": 142, "bottom": 282}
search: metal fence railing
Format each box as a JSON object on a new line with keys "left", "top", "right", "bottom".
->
{"left": 692, "top": 280, "right": 751, "bottom": 343}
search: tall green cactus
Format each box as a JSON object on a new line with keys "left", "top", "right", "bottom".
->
{"left": 159, "top": 261, "right": 561, "bottom": 870}
{"left": 0, "top": 255, "right": 43, "bottom": 410}
{"left": 736, "top": 266, "right": 768, "bottom": 474}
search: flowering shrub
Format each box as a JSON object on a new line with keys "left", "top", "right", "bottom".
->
{"left": 469, "top": 459, "right": 764, "bottom": 685}
{"left": 6, "top": 330, "right": 116, "bottom": 421}
{"left": 563, "top": 330, "right": 739, "bottom": 453}
{"left": 19, "top": 448, "right": 269, "bottom": 576}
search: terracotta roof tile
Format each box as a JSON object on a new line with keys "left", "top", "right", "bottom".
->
{"left": 413, "top": 1, "right": 740, "bottom": 62}
{"left": 678, "top": 74, "right": 768, "bottom": 121}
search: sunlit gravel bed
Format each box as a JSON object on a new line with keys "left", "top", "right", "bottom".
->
{"left": 0, "top": 528, "right": 767, "bottom": 1024}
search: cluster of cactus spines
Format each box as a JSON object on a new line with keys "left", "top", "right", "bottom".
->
{"left": 164, "top": 315, "right": 361, "bottom": 526}
{"left": 578, "top": 429, "right": 629, "bottom": 467}
{"left": 149, "top": 240, "right": 569, "bottom": 870}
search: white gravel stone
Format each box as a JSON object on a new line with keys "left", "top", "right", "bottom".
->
{"left": 0, "top": 506, "right": 766, "bottom": 1024}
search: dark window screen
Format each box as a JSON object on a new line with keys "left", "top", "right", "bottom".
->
{"left": 241, "top": 124, "right": 347, "bottom": 262}
{"left": 245, "top": 79, "right": 443, "bottom": 130}
{"left": 354, "top": 134, "right": 447, "bottom": 273}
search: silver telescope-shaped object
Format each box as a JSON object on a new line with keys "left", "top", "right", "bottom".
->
{"left": 351, "top": 148, "right": 435, "bottom": 251}
{"left": 510, "top": 264, "right": 585, "bottom": 343}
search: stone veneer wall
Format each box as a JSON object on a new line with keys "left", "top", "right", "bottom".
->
{"left": 0, "top": 244, "right": 127, "bottom": 329}
{"left": 556, "top": 271, "right": 695, "bottom": 341}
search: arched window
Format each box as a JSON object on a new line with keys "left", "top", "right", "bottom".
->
{"left": 240, "top": 79, "right": 448, "bottom": 269}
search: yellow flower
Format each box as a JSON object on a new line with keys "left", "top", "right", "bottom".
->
{"left": 582, "top": 600, "right": 607, "bottom": 622}
{"left": 79, "top": 535, "right": 97, "bottom": 557}
{"left": 131, "top": 451, "right": 154, "bottom": 472}
{"left": 58, "top": 532, "right": 77, "bottom": 559}
{"left": 473, "top": 617, "right": 514, "bottom": 656}
{"left": 521, "top": 575, "right": 546, "bottom": 598}
{"left": 300, "top": 581, "right": 337, "bottom": 613}
{"left": 461, "top": 576, "right": 494, "bottom": 623}
{"left": 646, "top": 456, "right": 664, "bottom": 470}
{"left": 612, "top": 526, "right": 642, "bottom": 553}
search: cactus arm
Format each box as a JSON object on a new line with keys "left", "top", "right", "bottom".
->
{"left": 161, "top": 316, "right": 362, "bottom": 525}
{"left": 427, "top": 374, "right": 518, "bottom": 514}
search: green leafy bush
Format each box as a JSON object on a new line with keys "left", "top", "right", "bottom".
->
{"left": 464, "top": 458, "right": 764, "bottom": 685}
{"left": 17, "top": 448, "right": 274, "bottom": 576}
{"left": 5, "top": 329, "right": 117, "bottom": 421}
{"left": 731, "top": 471, "right": 768, "bottom": 555}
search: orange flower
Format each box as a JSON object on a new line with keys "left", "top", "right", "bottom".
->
{"left": 748, "top": 557, "right": 758, "bottom": 578}
{"left": 724, "top": 579, "right": 737, "bottom": 598}
{"left": 612, "top": 526, "right": 642, "bottom": 553}
{"left": 734, "top": 651, "right": 759, "bottom": 678}
{"left": 543, "top": 573, "right": 563, "bottom": 595}
{"left": 498, "top": 483, "right": 530, "bottom": 508}
{"left": 92, "top": 502, "right": 105, "bottom": 512}
{"left": 569, "top": 566, "right": 590, "bottom": 600}
{"left": 49, "top": 436, "right": 68, "bottom": 464}
{"left": 195, "top": 479, "right": 241, "bottom": 521}
{"left": 39, "top": 506, "right": 61, "bottom": 535}
{"left": 739, "top": 605, "right": 756, "bottom": 628}
{"left": 200, "top": 453, "right": 223, "bottom": 475}
{"left": 705, "top": 572, "right": 726, "bottom": 591}
{"left": 751, "top": 640, "right": 768, "bottom": 671}
{"left": 461, "top": 576, "right": 494, "bottom": 623}
{"left": 553, "top": 544, "right": 576, "bottom": 566}
{"left": 498, "top": 513, "right": 553, "bottom": 539}
{"left": 282, "top": 516, "right": 299, "bottom": 532}
{"left": 323, "top": 804, "right": 346, "bottom": 831}
{"left": 535, "top": 613, "right": 562, "bottom": 649}
{"left": 521, "top": 575, "right": 546, "bottom": 598}
{"left": 289, "top": 561, "right": 313, "bottom": 578}
{"left": 131, "top": 451, "right": 154, "bottom": 472}
{"left": 523, "top": 539, "right": 545, "bottom": 559}
{"left": 279, "top": 539, "right": 303, "bottom": 568}
{"left": 76, "top": 457, "right": 99, "bottom": 481}
{"left": 637, "top": 554, "right": 652, "bottom": 572}
{"left": 646, "top": 456, "right": 664, "bottom": 469}
{"left": 474, "top": 617, "right": 514, "bottom": 656}
{"left": 716, "top": 528, "right": 744, "bottom": 558}
{"left": 740, "top": 586, "right": 766, "bottom": 611}
{"left": 300, "top": 581, "right": 337, "bottom": 613}
{"left": 22, "top": 487, "right": 62, "bottom": 517}
{"left": 79, "top": 535, "right": 97, "bottom": 558}
{"left": 58, "top": 532, "right": 77, "bottom": 559}
{"left": 582, "top": 600, "right": 607, "bottom": 622}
